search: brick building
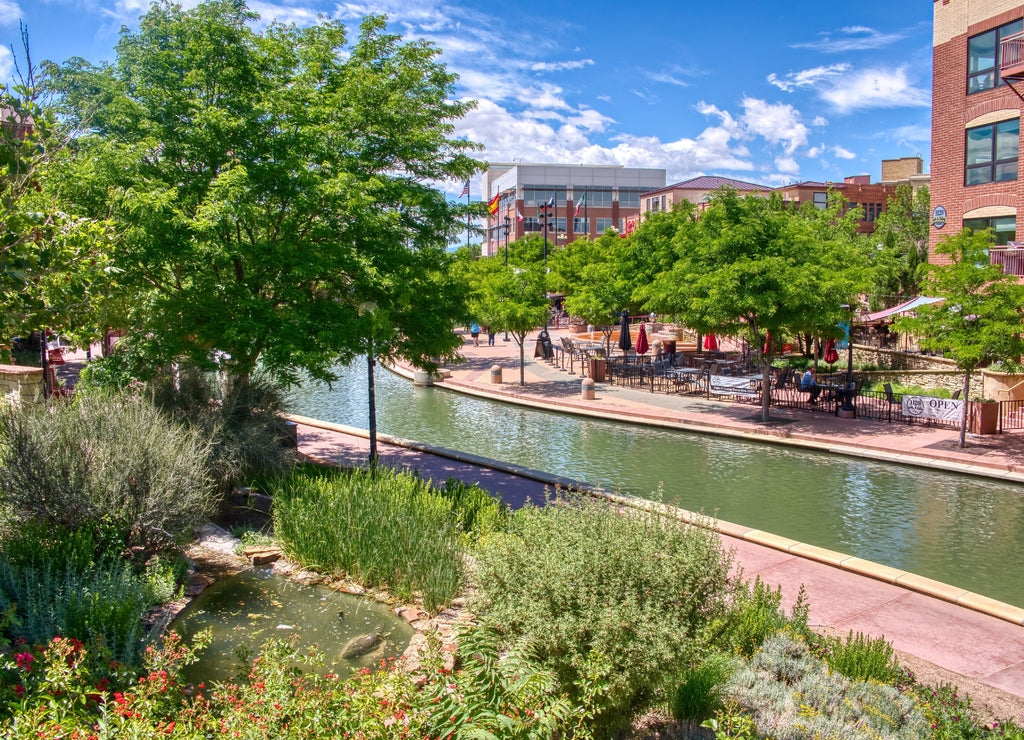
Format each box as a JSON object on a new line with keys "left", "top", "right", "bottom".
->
{"left": 623, "top": 175, "right": 771, "bottom": 234}
{"left": 774, "top": 176, "right": 899, "bottom": 234}
{"left": 931, "top": 0, "right": 1024, "bottom": 274}
{"left": 480, "top": 163, "right": 665, "bottom": 257}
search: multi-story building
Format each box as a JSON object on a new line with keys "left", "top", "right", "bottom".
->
{"left": 623, "top": 176, "right": 771, "bottom": 234}
{"left": 480, "top": 163, "right": 665, "bottom": 257}
{"left": 773, "top": 176, "right": 899, "bottom": 234}
{"left": 931, "top": 0, "right": 1024, "bottom": 274}
{"left": 879, "top": 156, "right": 931, "bottom": 195}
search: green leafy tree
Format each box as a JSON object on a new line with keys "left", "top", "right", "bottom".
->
{"left": 641, "top": 190, "right": 867, "bottom": 421}
{"left": 0, "top": 35, "right": 113, "bottom": 359}
{"left": 869, "top": 184, "right": 930, "bottom": 308}
{"left": 467, "top": 257, "right": 549, "bottom": 385}
{"left": 548, "top": 232, "right": 637, "bottom": 353}
{"left": 45, "top": 1, "right": 479, "bottom": 385}
{"left": 894, "top": 229, "right": 1024, "bottom": 447}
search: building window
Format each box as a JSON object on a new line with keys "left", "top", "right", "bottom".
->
{"left": 523, "top": 187, "right": 566, "bottom": 207}
{"left": 523, "top": 217, "right": 541, "bottom": 233}
{"left": 968, "top": 20, "right": 1024, "bottom": 94}
{"left": 661, "top": 195, "right": 667, "bottom": 211}
{"left": 576, "top": 188, "right": 612, "bottom": 207}
{"left": 812, "top": 192, "right": 828, "bottom": 210}
{"left": 965, "top": 119, "right": 1019, "bottom": 186}
{"left": 964, "top": 216, "right": 1016, "bottom": 245}
{"left": 618, "top": 189, "right": 643, "bottom": 208}
{"left": 596, "top": 217, "right": 613, "bottom": 234}
{"left": 573, "top": 217, "right": 589, "bottom": 233}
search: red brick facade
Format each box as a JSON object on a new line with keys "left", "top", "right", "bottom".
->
{"left": 931, "top": 1, "right": 1024, "bottom": 266}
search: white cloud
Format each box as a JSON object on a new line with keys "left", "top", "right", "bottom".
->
{"left": 793, "top": 25, "right": 905, "bottom": 53}
{"left": 819, "top": 66, "right": 929, "bottom": 112}
{"left": 812, "top": 115, "right": 828, "bottom": 127}
{"left": 248, "top": 2, "right": 322, "bottom": 27}
{"left": 0, "top": 45, "right": 11, "bottom": 80}
{"left": 530, "top": 59, "right": 594, "bottom": 72}
{"left": 0, "top": 1, "right": 20, "bottom": 26}
{"left": 645, "top": 64, "right": 698, "bottom": 87}
{"left": 739, "top": 97, "right": 808, "bottom": 155}
{"left": 768, "top": 63, "right": 849, "bottom": 92}
{"left": 832, "top": 144, "right": 856, "bottom": 160}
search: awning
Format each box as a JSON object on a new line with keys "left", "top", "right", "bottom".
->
{"left": 861, "top": 296, "right": 943, "bottom": 324}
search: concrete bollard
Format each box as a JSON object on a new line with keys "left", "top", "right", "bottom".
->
{"left": 581, "top": 377, "right": 595, "bottom": 400}
{"left": 490, "top": 364, "right": 502, "bottom": 384}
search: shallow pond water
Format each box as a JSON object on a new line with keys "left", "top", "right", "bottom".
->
{"left": 173, "top": 569, "right": 414, "bottom": 685}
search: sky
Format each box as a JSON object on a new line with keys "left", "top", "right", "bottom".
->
{"left": 0, "top": 0, "right": 934, "bottom": 201}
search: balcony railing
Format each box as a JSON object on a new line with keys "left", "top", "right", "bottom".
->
{"left": 1000, "top": 30, "right": 1024, "bottom": 79}
{"left": 989, "top": 243, "right": 1024, "bottom": 276}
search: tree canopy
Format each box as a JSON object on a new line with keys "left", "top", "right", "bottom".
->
{"left": 45, "top": 1, "right": 479, "bottom": 384}
{"left": 639, "top": 189, "right": 867, "bottom": 421}
{"left": 893, "top": 228, "right": 1024, "bottom": 447}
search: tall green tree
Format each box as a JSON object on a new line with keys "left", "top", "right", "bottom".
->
{"left": 641, "top": 190, "right": 867, "bottom": 422}
{"left": 46, "top": 1, "right": 479, "bottom": 385}
{"left": 893, "top": 229, "right": 1024, "bottom": 448}
{"left": 466, "top": 258, "right": 549, "bottom": 385}
{"left": 869, "top": 184, "right": 930, "bottom": 308}
{"left": 0, "top": 35, "right": 113, "bottom": 359}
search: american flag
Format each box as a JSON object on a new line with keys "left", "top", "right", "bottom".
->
{"left": 459, "top": 181, "right": 470, "bottom": 198}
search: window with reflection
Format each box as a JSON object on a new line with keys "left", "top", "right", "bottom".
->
{"left": 965, "top": 119, "right": 1019, "bottom": 185}
{"left": 964, "top": 215, "right": 1016, "bottom": 245}
{"left": 968, "top": 20, "right": 1023, "bottom": 94}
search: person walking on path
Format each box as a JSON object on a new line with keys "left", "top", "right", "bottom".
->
{"left": 469, "top": 322, "right": 481, "bottom": 346}
{"left": 485, "top": 325, "right": 496, "bottom": 346}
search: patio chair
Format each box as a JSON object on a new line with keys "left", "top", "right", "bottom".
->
{"left": 883, "top": 383, "right": 901, "bottom": 422}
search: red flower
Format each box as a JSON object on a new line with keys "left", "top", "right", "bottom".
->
{"left": 14, "top": 652, "right": 34, "bottom": 672}
{"left": 12, "top": 684, "right": 25, "bottom": 698}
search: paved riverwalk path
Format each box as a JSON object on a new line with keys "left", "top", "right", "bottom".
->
{"left": 292, "top": 328, "right": 1024, "bottom": 718}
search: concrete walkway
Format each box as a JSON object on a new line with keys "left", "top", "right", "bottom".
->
{"left": 291, "top": 328, "right": 1024, "bottom": 717}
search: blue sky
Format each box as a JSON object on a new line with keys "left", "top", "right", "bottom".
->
{"left": 1, "top": 0, "right": 933, "bottom": 200}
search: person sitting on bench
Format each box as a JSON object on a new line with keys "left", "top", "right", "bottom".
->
{"left": 800, "top": 366, "right": 822, "bottom": 403}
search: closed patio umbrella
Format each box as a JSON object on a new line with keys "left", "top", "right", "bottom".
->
{"left": 635, "top": 323, "right": 649, "bottom": 355}
{"left": 617, "top": 312, "right": 632, "bottom": 356}
{"left": 703, "top": 333, "right": 718, "bottom": 351}
{"left": 823, "top": 338, "right": 839, "bottom": 364}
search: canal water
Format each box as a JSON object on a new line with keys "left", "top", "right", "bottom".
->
{"left": 286, "top": 360, "right": 1024, "bottom": 609}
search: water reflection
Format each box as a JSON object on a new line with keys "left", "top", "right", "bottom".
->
{"left": 286, "top": 360, "right": 1024, "bottom": 608}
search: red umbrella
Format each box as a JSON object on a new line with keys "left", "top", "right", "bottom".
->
{"left": 762, "top": 331, "right": 771, "bottom": 354}
{"left": 703, "top": 334, "right": 718, "bottom": 351}
{"left": 823, "top": 338, "right": 839, "bottom": 364}
{"left": 635, "top": 323, "right": 649, "bottom": 355}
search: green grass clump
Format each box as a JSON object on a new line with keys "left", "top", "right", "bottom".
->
{"left": 471, "top": 493, "right": 738, "bottom": 738}
{"left": 270, "top": 467, "right": 472, "bottom": 612}
{"left": 814, "top": 630, "right": 907, "bottom": 685}
{"left": 671, "top": 652, "right": 736, "bottom": 724}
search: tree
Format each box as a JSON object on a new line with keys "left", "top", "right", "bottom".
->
{"left": 641, "top": 190, "right": 867, "bottom": 422}
{"left": 467, "top": 258, "right": 549, "bottom": 385}
{"left": 893, "top": 229, "right": 1024, "bottom": 448}
{"left": 869, "top": 184, "right": 930, "bottom": 308}
{"left": 0, "top": 32, "right": 113, "bottom": 361}
{"left": 45, "top": 2, "right": 479, "bottom": 385}
{"left": 547, "top": 232, "right": 636, "bottom": 354}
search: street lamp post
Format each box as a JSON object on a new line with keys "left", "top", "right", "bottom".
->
{"left": 358, "top": 301, "right": 378, "bottom": 466}
{"left": 840, "top": 303, "right": 855, "bottom": 413}
{"left": 503, "top": 214, "right": 510, "bottom": 266}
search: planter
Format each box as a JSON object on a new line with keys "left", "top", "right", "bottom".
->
{"left": 969, "top": 401, "right": 999, "bottom": 435}
{"left": 982, "top": 371, "right": 1024, "bottom": 402}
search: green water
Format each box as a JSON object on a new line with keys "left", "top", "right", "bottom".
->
{"left": 174, "top": 569, "right": 414, "bottom": 685}
{"left": 286, "top": 359, "right": 1024, "bottom": 609}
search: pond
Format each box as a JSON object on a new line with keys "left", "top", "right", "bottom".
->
{"left": 285, "top": 359, "right": 1024, "bottom": 610}
{"left": 173, "top": 569, "right": 414, "bottom": 685}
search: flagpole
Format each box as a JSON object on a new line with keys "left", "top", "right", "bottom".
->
{"left": 584, "top": 188, "right": 588, "bottom": 239}
{"left": 465, "top": 183, "right": 470, "bottom": 253}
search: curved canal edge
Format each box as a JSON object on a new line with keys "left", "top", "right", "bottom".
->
{"left": 286, "top": 409, "right": 1024, "bottom": 630}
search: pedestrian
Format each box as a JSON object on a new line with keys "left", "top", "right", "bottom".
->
{"left": 485, "top": 325, "right": 496, "bottom": 346}
{"left": 800, "top": 366, "right": 822, "bottom": 403}
{"left": 469, "top": 322, "right": 480, "bottom": 346}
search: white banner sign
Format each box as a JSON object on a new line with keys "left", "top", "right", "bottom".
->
{"left": 901, "top": 395, "right": 964, "bottom": 422}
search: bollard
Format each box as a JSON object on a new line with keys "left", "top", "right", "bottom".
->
{"left": 581, "top": 377, "right": 595, "bottom": 400}
{"left": 490, "top": 364, "right": 502, "bottom": 384}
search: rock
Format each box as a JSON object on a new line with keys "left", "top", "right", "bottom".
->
{"left": 244, "top": 546, "right": 282, "bottom": 566}
{"left": 341, "top": 632, "right": 383, "bottom": 659}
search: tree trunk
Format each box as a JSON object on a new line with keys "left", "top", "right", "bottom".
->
{"left": 761, "top": 358, "right": 772, "bottom": 423}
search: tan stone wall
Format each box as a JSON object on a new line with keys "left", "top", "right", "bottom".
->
{"left": 0, "top": 364, "right": 43, "bottom": 404}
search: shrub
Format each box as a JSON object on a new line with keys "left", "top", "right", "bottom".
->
{"left": 148, "top": 367, "right": 296, "bottom": 493}
{"left": 0, "top": 393, "right": 216, "bottom": 552}
{"left": 722, "top": 576, "right": 810, "bottom": 659}
{"left": 729, "top": 632, "right": 929, "bottom": 739}
{"left": 813, "top": 630, "right": 907, "bottom": 686}
{"left": 671, "top": 651, "right": 737, "bottom": 724}
{"left": 271, "top": 467, "right": 465, "bottom": 612}
{"left": 471, "top": 493, "right": 738, "bottom": 738}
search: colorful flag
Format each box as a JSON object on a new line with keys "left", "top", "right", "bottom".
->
{"left": 516, "top": 207, "right": 524, "bottom": 222}
{"left": 459, "top": 181, "right": 469, "bottom": 198}
{"left": 574, "top": 191, "right": 586, "bottom": 217}
{"left": 487, "top": 193, "right": 500, "bottom": 215}
{"left": 546, "top": 196, "right": 555, "bottom": 208}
